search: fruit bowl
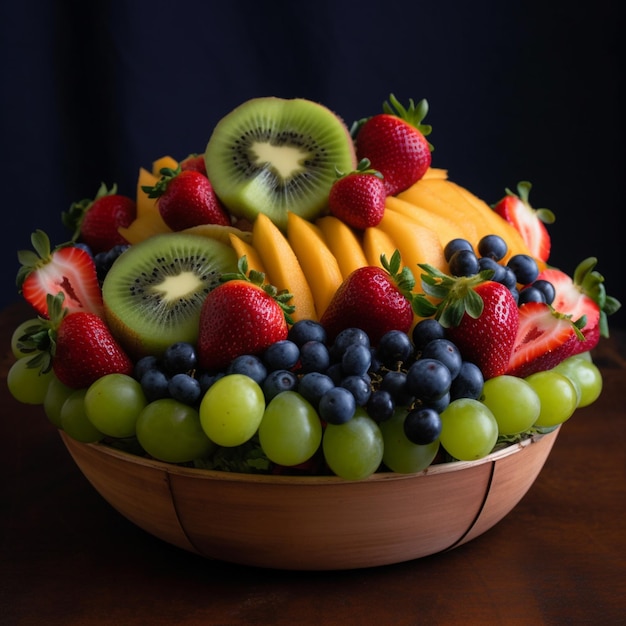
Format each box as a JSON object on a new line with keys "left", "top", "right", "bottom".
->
{"left": 60, "top": 426, "right": 559, "bottom": 571}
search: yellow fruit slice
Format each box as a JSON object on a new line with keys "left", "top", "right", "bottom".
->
{"left": 362, "top": 227, "right": 398, "bottom": 269}
{"left": 182, "top": 223, "right": 253, "bottom": 245}
{"left": 385, "top": 196, "right": 476, "bottom": 248}
{"left": 228, "top": 233, "right": 266, "bottom": 274}
{"left": 118, "top": 167, "right": 172, "bottom": 244}
{"left": 316, "top": 216, "right": 369, "bottom": 279}
{"left": 287, "top": 212, "right": 344, "bottom": 318}
{"left": 377, "top": 210, "right": 447, "bottom": 282}
{"left": 252, "top": 213, "right": 317, "bottom": 322}
{"left": 152, "top": 155, "right": 178, "bottom": 176}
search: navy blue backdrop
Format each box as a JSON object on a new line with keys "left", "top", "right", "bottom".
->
{"left": 1, "top": 1, "right": 623, "bottom": 327}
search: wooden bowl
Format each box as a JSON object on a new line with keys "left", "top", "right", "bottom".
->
{"left": 60, "top": 428, "right": 559, "bottom": 570}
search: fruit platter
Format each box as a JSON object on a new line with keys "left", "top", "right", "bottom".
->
{"left": 7, "top": 94, "right": 620, "bottom": 570}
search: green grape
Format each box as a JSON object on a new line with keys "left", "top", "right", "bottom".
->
{"left": 61, "top": 388, "right": 105, "bottom": 443}
{"left": 7, "top": 356, "right": 54, "bottom": 404}
{"left": 10, "top": 318, "right": 41, "bottom": 359}
{"left": 84, "top": 373, "right": 147, "bottom": 438}
{"left": 136, "top": 398, "right": 215, "bottom": 463}
{"left": 526, "top": 370, "right": 578, "bottom": 428}
{"left": 43, "top": 374, "right": 76, "bottom": 428}
{"left": 480, "top": 375, "right": 541, "bottom": 435}
{"left": 258, "top": 391, "right": 322, "bottom": 467}
{"left": 322, "top": 408, "right": 384, "bottom": 480}
{"left": 439, "top": 398, "right": 498, "bottom": 461}
{"left": 199, "top": 374, "right": 265, "bottom": 447}
{"left": 554, "top": 355, "right": 603, "bottom": 408}
{"left": 379, "top": 409, "right": 440, "bottom": 474}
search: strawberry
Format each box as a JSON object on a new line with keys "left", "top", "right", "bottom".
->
{"left": 352, "top": 94, "right": 433, "bottom": 196}
{"left": 493, "top": 181, "right": 554, "bottom": 262}
{"left": 328, "top": 158, "right": 386, "bottom": 229}
{"left": 536, "top": 257, "right": 621, "bottom": 355}
{"left": 506, "top": 301, "right": 583, "bottom": 378}
{"left": 143, "top": 166, "right": 231, "bottom": 231}
{"left": 320, "top": 250, "right": 416, "bottom": 344}
{"left": 17, "top": 230, "right": 104, "bottom": 319}
{"left": 416, "top": 265, "right": 519, "bottom": 379}
{"left": 62, "top": 182, "right": 136, "bottom": 254}
{"left": 180, "top": 153, "right": 208, "bottom": 175}
{"left": 20, "top": 293, "right": 133, "bottom": 389}
{"left": 197, "top": 258, "right": 295, "bottom": 372}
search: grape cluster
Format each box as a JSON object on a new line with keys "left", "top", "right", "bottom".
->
{"left": 444, "top": 234, "right": 555, "bottom": 306}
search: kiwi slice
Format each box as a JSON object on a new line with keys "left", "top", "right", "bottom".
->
{"left": 204, "top": 97, "right": 356, "bottom": 231}
{"left": 102, "top": 232, "right": 237, "bottom": 358}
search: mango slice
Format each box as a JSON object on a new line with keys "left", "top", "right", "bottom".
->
{"left": 362, "top": 227, "right": 398, "bottom": 269}
{"left": 316, "top": 216, "right": 369, "bottom": 280}
{"left": 152, "top": 155, "right": 179, "bottom": 176}
{"left": 252, "top": 213, "right": 317, "bottom": 322}
{"left": 228, "top": 233, "right": 266, "bottom": 274}
{"left": 287, "top": 212, "right": 344, "bottom": 318}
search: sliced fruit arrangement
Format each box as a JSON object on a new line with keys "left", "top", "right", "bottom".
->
{"left": 7, "top": 93, "right": 622, "bottom": 481}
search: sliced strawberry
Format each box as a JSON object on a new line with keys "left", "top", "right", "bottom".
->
{"left": 537, "top": 257, "right": 621, "bottom": 355}
{"left": 17, "top": 230, "right": 104, "bottom": 319}
{"left": 493, "top": 181, "right": 554, "bottom": 262}
{"left": 506, "top": 301, "right": 582, "bottom": 378}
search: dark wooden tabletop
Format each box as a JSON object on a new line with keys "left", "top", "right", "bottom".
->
{"left": 2, "top": 300, "right": 625, "bottom": 626}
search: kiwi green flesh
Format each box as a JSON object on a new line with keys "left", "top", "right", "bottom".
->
{"left": 204, "top": 97, "right": 356, "bottom": 231}
{"left": 102, "top": 233, "right": 237, "bottom": 358}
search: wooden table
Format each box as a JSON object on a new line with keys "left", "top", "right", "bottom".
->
{"left": 1, "top": 300, "right": 625, "bottom": 625}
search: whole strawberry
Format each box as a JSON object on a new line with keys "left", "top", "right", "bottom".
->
{"left": 353, "top": 94, "right": 433, "bottom": 196}
{"left": 417, "top": 265, "right": 519, "bottom": 379}
{"left": 328, "top": 158, "right": 386, "bottom": 229}
{"left": 17, "top": 230, "right": 104, "bottom": 319}
{"left": 320, "top": 250, "right": 416, "bottom": 344}
{"left": 20, "top": 293, "right": 133, "bottom": 389}
{"left": 493, "top": 181, "right": 555, "bottom": 262}
{"left": 62, "top": 183, "right": 136, "bottom": 254}
{"left": 536, "top": 257, "right": 621, "bottom": 355}
{"left": 143, "top": 166, "right": 231, "bottom": 231}
{"left": 197, "top": 258, "right": 294, "bottom": 371}
{"left": 506, "top": 301, "right": 582, "bottom": 378}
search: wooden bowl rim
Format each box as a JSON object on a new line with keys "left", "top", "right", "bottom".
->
{"left": 63, "top": 427, "right": 559, "bottom": 485}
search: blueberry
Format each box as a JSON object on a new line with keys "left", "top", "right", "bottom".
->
{"left": 299, "top": 340, "right": 331, "bottom": 373}
{"left": 499, "top": 265, "right": 519, "bottom": 290}
{"left": 379, "top": 370, "right": 414, "bottom": 407}
{"left": 405, "top": 358, "right": 452, "bottom": 402}
{"left": 262, "top": 369, "right": 299, "bottom": 401}
{"left": 366, "top": 389, "right": 395, "bottom": 422}
{"left": 319, "top": 386, "right": 356, "bottom": 424}
{"left": 518, "top": 285, "right": 546, "bottom": 305}
{"left": 376, "top": 330, "right": 414, "bottom": 368}
{"left": 162, "top": 342, "right": 197, "bottom": 374}
{"left": 341, "top": 343, "right": 372, "bottom": 376}
{"left": 421, "top": 391, "right": 450, "bottom": 413}
{"left": 263, "top": 339, "right": 300, "bottom": 371}
{"left": 507, "top": 253, "right": 539, "bottom": 285}
{"left": 297, "top": 372, "right": 335, "bottom": 408}
{"left": 448, "top": 248, "right": 480, "bottom": 277}
{"left": 168, "top": 373, "right": 201, "bottom": 405}
{"left": 141, "top": 369, "right": 170, "bottom": 402}
{"left": 134, "top": 355, "right": 159, "bottom": 381}
{"left": 403, "top": 407, "right": 443, "bottom": 445}
{"left": 420, "top": 338, "right": 462, "bottom": 379}
{"left": 412, "top": 318, "right": 446, "bottom": 352}
{"left": 477, "top": 234, "right": 508, "bottom": 261}
{"left": 331, "top": 327, "right": 370, "bottom": 360}
{"left": 443, "top": 238, "right": 473, "bottom": 262}
{"left": 340, "top": 375, "right": 372, "bottom": 406}
{"left": 226, "top": 354, "right": 267, "bottom": 384}
{"left": 478, "top": 256, "right": 506, "bottom": 283}
{"left": 531, "top": 279, "right": 556, "bottom": 305}
{"left": 287, "top": 319, "right": 327, "bottom": 346}
{"left": 449, "top": 361, "right": 484, "bottom": 400}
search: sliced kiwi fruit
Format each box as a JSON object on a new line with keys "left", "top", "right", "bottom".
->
{"left": 204, "top": 97, "right": 356, "bottom": 231}
{"left": 102, "top": 232, "right": 237, "bottom": 358}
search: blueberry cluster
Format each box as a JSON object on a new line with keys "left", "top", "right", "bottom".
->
{"left": 131, "top": 318, "right": 482, "bottom": 448}
{"left": 444, "top": 234, "right": 555, "bottom": 306}
{"left": 93, "top": 244, "right": 130, "bottom": 284}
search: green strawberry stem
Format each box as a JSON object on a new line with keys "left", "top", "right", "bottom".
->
{"left": 141, "top": 166, "right": 182, "bottom": 199}
{"left": 334, "top": 158, "right": 383, "bottom": 180}
{"left": 220, "top": 256, "right": 296, "bottom": 325}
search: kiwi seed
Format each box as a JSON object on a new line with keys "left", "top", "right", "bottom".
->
{"left": 204, "top": 97, "right": 356, "bottom": 231}
{"left": 102, "top": 233, "right": 238, "bottom": 358}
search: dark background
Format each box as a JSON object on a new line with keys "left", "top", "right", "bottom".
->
{"left": 1, "top": 1, "right": 623, "bottom": 327}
